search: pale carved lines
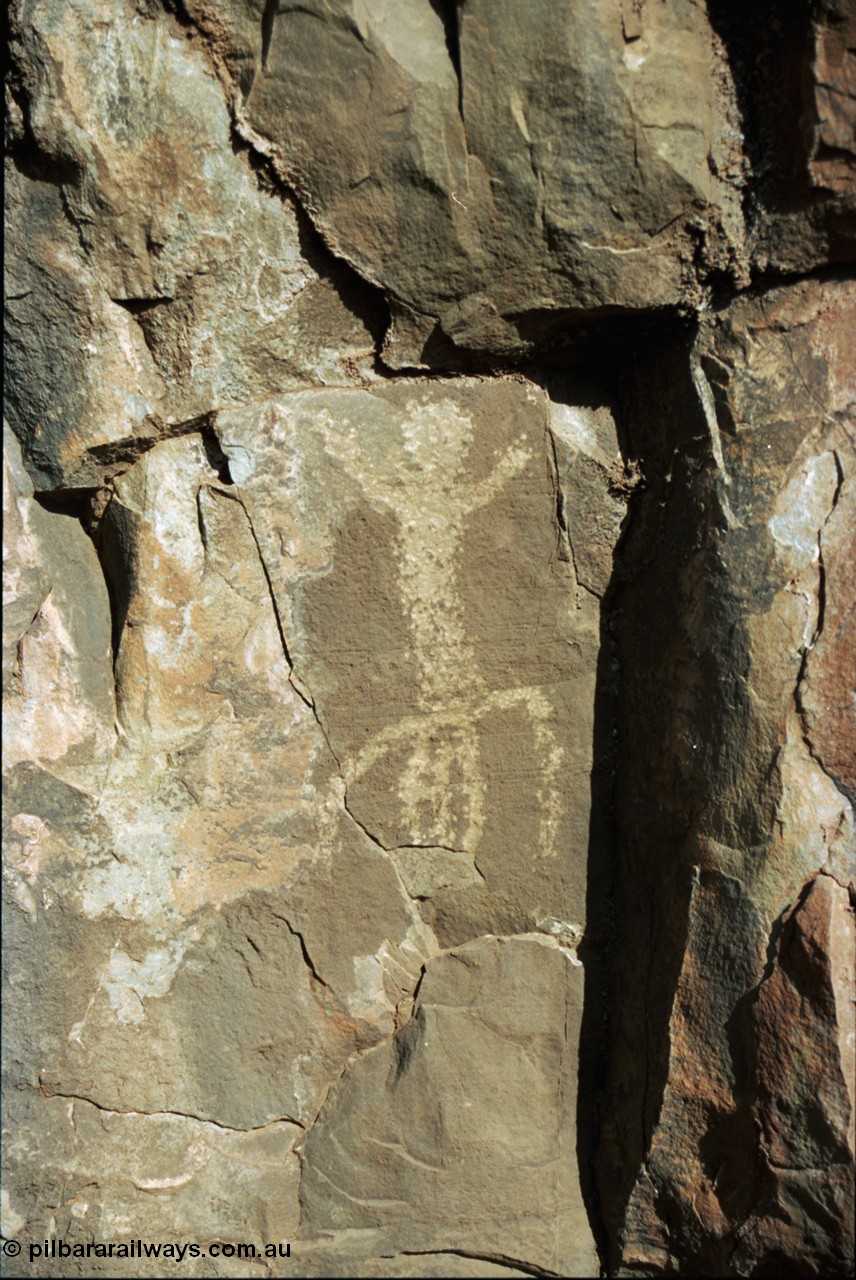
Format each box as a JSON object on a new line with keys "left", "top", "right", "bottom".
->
{"left": 321, "top": 398, "right": 564, "bottom": 856}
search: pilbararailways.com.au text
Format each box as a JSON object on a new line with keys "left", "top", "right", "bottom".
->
{"left": 18, "top": 1239, "right": 292, "bottom": 1263}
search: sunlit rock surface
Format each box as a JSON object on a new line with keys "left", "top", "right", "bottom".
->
{"left": 3, "top": 0, "right": 854, "bottom": 1276}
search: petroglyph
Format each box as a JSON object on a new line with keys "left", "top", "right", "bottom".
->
{"left": 319, "top": 396, "right": 565, "bottom": 856}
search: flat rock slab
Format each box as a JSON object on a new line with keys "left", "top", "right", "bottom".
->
{"left": 216, "top": 377, "right": 620, "bottom": 946}
{"left": 299, "top": 934, "right": 597, "bottom": 1277}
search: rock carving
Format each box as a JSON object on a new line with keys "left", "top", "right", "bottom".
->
{"left": 322, "top": 400, "right": 564, "bottom": 855}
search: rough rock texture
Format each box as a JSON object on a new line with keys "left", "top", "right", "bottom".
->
{"left": 245, "top": 0, "right": 746, "bottom": 360}
{"left": 597, "top": 277, "right": 856, "bottom": 1277}
{"left": 300, "top": 935, "right": 591, "bottom": 1276}
{"left": 3, "top": 1, "right": 855, "bottom": 1277}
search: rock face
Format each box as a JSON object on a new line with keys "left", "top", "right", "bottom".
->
{"left": 245, "top": 0, "right": 745, "bottom": 360}
{"left": 3, "top": 2, "right": 854, "bottom": 1278}
{"left": 597, "top": 277, "right": 856, "bottom": 1276}
{"left": 300, "top": 935, "right": 592, "bottom": 1276}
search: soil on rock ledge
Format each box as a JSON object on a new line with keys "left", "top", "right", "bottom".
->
{"left": 3, "top": 1, "right": 854, "bottom": 1277}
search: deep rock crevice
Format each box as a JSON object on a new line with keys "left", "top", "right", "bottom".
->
{"left": 4, "top": 2, "right": 854, "bottom": 1276}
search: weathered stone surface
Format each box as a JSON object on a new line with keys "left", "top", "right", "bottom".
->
{"left": 3, "top": 371, "right": 610, "bottom": 1272}
{"left": 547, "top": 382, "right": 629, "bottom": 597}
{"left": 278, "top": 1248, "right": 531, "bottom": 1278}
{"left": 707, "top": 0, "right": 856, "bottom": 278}
{"left": 741, "top": 874, "right": 856, "bottom": 1273}
{"left": 597, "top": 276, "right": 855, "bottom": 1276}
{"left": 809, "top": 2, "right": 856, "bottom": 195}
{"left": 802, "top": 454, "right": 856, "bottom": 804}
{"left": 4, "top": 0, "right": 855, "bottom": 1276}
{"left": 4, "top": 419, "right": 439, "bottom": 1098}
{"left": 214, "top": 379, "right": 615, "bottom": 948}
{"left": 5, "top": 0, "right": 380, "bottom": 489}
{"left": 300, "top": 934, "right": 597, "bottom": 1278}
{"left": 214, "top": 0, "right": 855, "bottom": 363}
{"left": 3, "top": 1092, "right": 300, "bottom": 1273}
{"left": 3, "top": 427, "right": 115, "bottom": 795}
{"left": 243, "top": 0, "right": 746, "bottom": 361}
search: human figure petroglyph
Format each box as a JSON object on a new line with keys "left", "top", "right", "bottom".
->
{"left": 321, "top": 398, "right": 564, "bottom": 855}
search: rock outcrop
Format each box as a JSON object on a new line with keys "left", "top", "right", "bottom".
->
{"left": 3, "top": 1, "right": 854, "bottom": 1277}
{"left": 598, "top": 278, "right": 855, "bottom": 1276}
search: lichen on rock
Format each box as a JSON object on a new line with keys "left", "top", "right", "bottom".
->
{"left": 3, "top": 1, "right": 854, "bottom": 1276}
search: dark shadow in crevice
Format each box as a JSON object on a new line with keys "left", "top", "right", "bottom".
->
{"left": 707, "top": 0, "right": 816, "bottom": 220}
{"left": 32, "top": 489, "right": 95, "bottom": 520}
{"left": 573, "top": 557, "right": 623, "bottom": 1270}
{"left": 86, "top": 496, "right": 136, "bottom": 669}
{"left": 378, "top": 304, "right": 686, "bottom": 382}
{"left": 558, "top": 317, "right": 718, "bottom": 1273}
{"left": 509, "top": 331, "right": 662, "bottom": 1269}
{"left": 550, "top": 343, "right": 643, "bottom": 1270}
{"left": 260, "top": 0, "right": 278, "bottom": 71}
{"left": 199, "top": 424, "right": 234, "bottom": 485}
{"left": 111, "top": 296, "right": 174, "bottom": 316}
{"left": 427, "top": 0, "right": 464, "bottom": 118}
